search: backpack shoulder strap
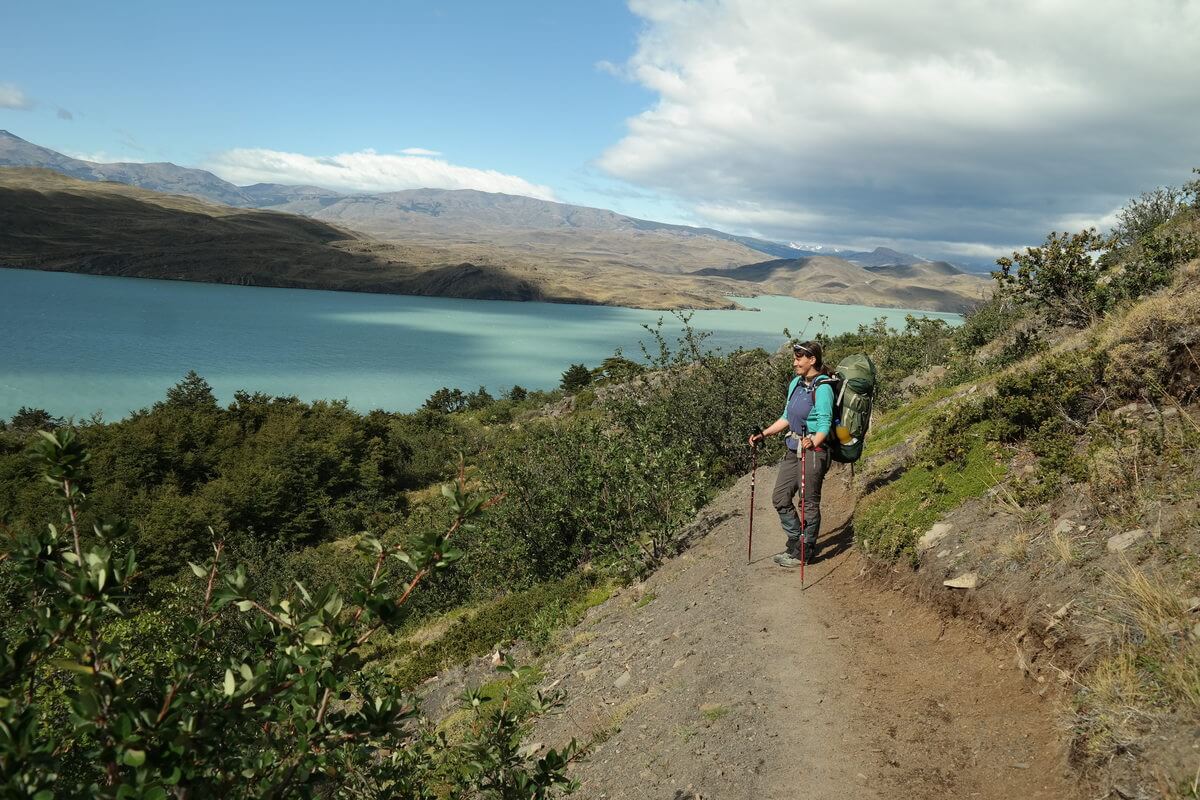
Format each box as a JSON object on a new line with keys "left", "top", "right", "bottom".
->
{"left": 810, "top": 374, "right": 837, "bottom": 396}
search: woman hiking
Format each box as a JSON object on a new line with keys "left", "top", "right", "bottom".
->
{"left": 748, "top": 341, "right": 835, "bottom": 568}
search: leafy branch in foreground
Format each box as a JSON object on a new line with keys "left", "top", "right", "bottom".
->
{"left": 0, "top": 432, "right": 576, "bottom": 799}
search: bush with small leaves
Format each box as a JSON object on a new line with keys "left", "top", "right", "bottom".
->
{"left": 1111, "top": 186, "right": 1188, "bottom": 249}
{"left": 0, "top": 431, "right": 577, "bottom": 799}
{"left": 994, "top": 228, "right": 1114, "bottom": 328}
{"left": 7, "top": 408, "right": 63, "bottom": 434}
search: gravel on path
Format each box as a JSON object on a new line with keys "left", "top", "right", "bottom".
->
{"left": 528, "top": 461, "right": 1083, "bottom": 799}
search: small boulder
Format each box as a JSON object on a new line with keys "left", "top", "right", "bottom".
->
{"left": 613, "top": 669, "right": 632, "bottom": 689}
{"left": 944, "top": 572, "right": 979, "bottom": 589}
{"left": 1106, "top": 529, "right": 1149, "bottom": 552}
{"left": 918, "top": 523, "right": 954, "bottom": 551}
{"left": 1052, "top": 518, "right": 1076, "bottom": 536}
{"left": 900, "top": 365, "right": 947, "bottom": 393}
{"left": 1114, "top": 402, "right": 1141, "bottom": 418}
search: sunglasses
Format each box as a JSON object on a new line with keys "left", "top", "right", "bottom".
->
{"left": 792, "top": 346, "right": 814, "bottom": 357}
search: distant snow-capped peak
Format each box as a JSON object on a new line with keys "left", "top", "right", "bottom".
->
{"left": 787, "top": 241, "right": 850, "bottom": 254}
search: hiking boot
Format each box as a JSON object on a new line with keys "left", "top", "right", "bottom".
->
{"left": 768, "top": 551, "right": 796, "bottom": 568}
{"left": 802, "top": 541, "right": 819, "bottom": 564}
{"left": 775, "top": 554, "right": 803, "bottom": 568}
{"left": 772, "top": 538, "right": 801, "bottom": 565}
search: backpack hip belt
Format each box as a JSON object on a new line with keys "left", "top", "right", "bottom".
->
{"left": 787, "top": 431, "right": 824, "bottom": 450}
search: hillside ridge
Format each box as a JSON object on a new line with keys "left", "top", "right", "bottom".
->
{"left": 0, "top": 166, "right": 985, "bottom": 312}
{"left": 0, "top": 130, "right": 990, "bottom": 304}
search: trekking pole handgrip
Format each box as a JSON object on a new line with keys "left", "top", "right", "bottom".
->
{"left": 747, "top": 425, "right": 765, "bottom": 447}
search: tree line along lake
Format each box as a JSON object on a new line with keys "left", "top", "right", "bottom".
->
{"left": 1, "top": 268, "right": 961, "bottom": 421}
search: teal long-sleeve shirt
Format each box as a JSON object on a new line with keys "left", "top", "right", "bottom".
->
{"left": 779, "top": 375, "right": 835, "bottom": 439}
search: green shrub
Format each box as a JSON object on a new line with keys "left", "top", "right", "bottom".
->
{"left": 592, "top": 352, "right": 646, "bottom": 384}
{"left": 0, "top": 431, "right": 576, "bottom": 798}
{"left": 953, "top": 294, "right": 1021, "bottom": 352}
{"left": 1114, "top": 221, "right": 1200, "bottom": 301}
{"left": 820, "top": 315, "right": 957, "bottom": 410}
{"left": 1112, "top": 186, "right": 1188, "bottom": 248}
{"left": 994, "top": 228, "right": 1113, "bottom": 328}
{"left": 559, "top": 363, "right": 592, "bottom": 392}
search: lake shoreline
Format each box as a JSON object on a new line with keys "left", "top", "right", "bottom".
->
{"left": 1, "top": 269, "right": 960, "bottom": 421}
{"left": 0, "top": 263, "right": 983, "bottom": 315}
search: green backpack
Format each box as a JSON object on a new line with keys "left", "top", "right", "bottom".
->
{"left": 827, "top": 353, "right": 877, "bottom": 463}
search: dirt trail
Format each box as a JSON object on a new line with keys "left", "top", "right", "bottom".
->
{"left": 528, "top": 462, "right": 1085, "bottom": 799}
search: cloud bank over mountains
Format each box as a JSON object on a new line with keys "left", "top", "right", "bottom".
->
{"left": 600, "top": 0, "right": 1200, "bottom": 257}
{"left": 206, "top": 148, "right": 556, "bottom": 200}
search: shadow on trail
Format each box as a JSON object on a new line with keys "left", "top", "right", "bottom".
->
{"left": 749, "top": 518, "right": 855, "bottom": 570}
{"left": 818, "top": 517, "right": 855, "bottom": 562}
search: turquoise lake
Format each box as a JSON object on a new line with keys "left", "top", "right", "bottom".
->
{"left": 1, "top": 269, "right": 961, "bottom": 420}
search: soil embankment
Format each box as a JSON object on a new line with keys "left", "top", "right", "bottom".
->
{"left": 523, "top": 463, "right": 1085, "bottom": 798}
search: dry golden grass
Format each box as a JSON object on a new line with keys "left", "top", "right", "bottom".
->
{"left": 998, "top": 530, "right": 1032, "bottom": 563}
{"left": 1078, "top": 563, "right": 1200, "bottom": 761}
{"left": 1105, "top": 566, "right": 1190, "bottom": 642}
{"left": 1048, "top": 528, "right": 1077, "bottom": 564}
{"left": 1102, "top": 255, "right": 1200, "bottom": 352}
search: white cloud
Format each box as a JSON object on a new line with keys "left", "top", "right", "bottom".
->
{"left": 400, "top": 147, "right": 441, "bottom": 156}
{"left": 64, "top": 150, "right": 149, "bottom": 164}
{"left": 600, "top": 0, "right": 1200, "bottom": 259}
{"left": 1052, "top": 207, "right": 1124, "bottom": 234}
{"left": 205, "top": 147, "right": 556, "bottom": 199}
{"left": 0, "top": 82, "right": 34, "bottom": 110}
{"left": 692, "top": 201, "right": 834, "bottom": 231}
{"left": 594, "top": 59, "right": 624, "bottom": 78}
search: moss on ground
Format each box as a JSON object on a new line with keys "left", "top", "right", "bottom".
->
{"left": 437, "top": 665, "right": 548, "bottom": 742}
{"left": 855, "top": 426, "right": 1003, "bottom": 563}
{"left": 866, "top": 384, "right": 963, "bottom": 456}
{"left": 381, "top": 572, "right": 615, "bottom": 690}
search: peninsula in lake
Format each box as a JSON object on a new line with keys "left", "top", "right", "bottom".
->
{"left": 0, "top": 131, "right": 987, "bottom": 312}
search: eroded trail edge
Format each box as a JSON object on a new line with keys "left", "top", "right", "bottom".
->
{"left": 529, "top": 463, "right": 1084, "bottom": 799}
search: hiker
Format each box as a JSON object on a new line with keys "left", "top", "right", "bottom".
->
{"left": 748, "top": 341, "right": 835, "bottom": 567}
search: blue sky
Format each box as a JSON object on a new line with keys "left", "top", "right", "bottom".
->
{"left": 3, "top": 0, "right": 1199, "bottom": 265}
{"left": 1, "top": 2, "right": 655, "bottom": 207}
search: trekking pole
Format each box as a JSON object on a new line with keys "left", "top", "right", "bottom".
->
{"left": 747, "top": 426, "right": 763, "bottom": 565}
{"left": 799, "top": 444, "right": 807, "bottom": 588}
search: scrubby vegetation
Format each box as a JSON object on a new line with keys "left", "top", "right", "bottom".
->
{"left": 852, "top": 167, "right": 1200, "bottom": 796}
{"left": 5, "top": 167, "right": 1199, "bottom": 797}
{"left": 0, "top": 314, "right": 792, "bottom": 796}
{"left": 0, "top": 432, "right": 577, "bottom": 798}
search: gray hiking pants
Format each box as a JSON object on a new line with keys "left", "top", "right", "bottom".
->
{"left": 772, "top": 447, "right": 831, "bottom": 553}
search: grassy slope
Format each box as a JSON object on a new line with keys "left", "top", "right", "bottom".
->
{"left": 852, "top": 248, "right": 1200, "bottom": 796}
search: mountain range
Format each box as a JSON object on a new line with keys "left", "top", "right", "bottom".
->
{"left": 0, "top": 130, "right": 988, "bottom": 312}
